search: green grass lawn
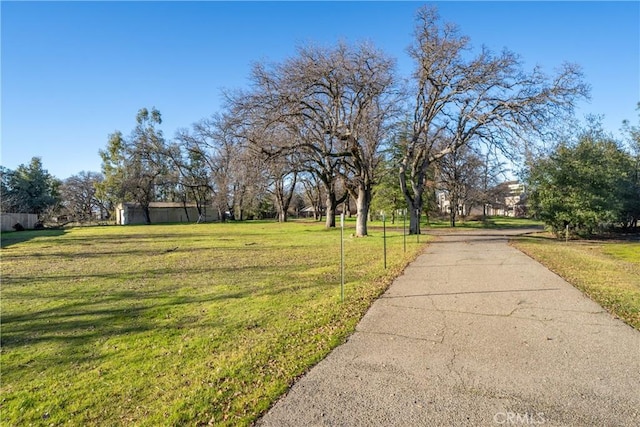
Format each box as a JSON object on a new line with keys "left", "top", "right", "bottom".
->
{"left": 512, "top": 234, "right": 640, "bottom": 330}
{"left": 1, "top": 221, "right": 426, "bottom": 426}
{"left": 424, "top": 215, "right": 544, "bottom": 229}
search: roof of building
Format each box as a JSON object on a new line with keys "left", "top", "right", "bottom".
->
{"left": 118, "top": 202, "right": 203, "bottom": 209}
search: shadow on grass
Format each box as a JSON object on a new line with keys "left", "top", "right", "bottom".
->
{"left": 1, "top": 262, "right": 329, "bottom": 356}
{"left": 0, "top": 287, "right": 257, "bottom": 371}
{"left": 1, "top": 291, "right": 223, "bottom": 341}
{"left": 0, "top": 229, "right": 67, "bottom": 249}
{"left": 1, "top": 241, "right": 324, "bottom": 262}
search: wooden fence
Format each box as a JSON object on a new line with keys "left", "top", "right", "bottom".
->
{"left": 1, "top": 213, "right": 39, "bottom": 231}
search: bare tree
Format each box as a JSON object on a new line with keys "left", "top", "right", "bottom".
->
{"left": 297, "top": 126, "right": 349, "bottom": 229}
{"left": 230, "top": 42, "right": 397, "bottom": 235}
{"left": 300, "top": 171, "right": 326, "bottom": 221}
{"left": 174, "top": 114, "right": 267, "bottom": 221}
{"left": 340, "top": 91, "right": 398, "bottom": 236}
{"left": 164, "top": 141, "right": 212, "bottom": 222}
{"left": 233, "top": 117, "right": 301, "bottom": 222}
{"left": 435, "top": 144, "right": 484, "bottom": 226}
{"left": 265, "top": 153, "right": 298, "bottom": 222}
{"left": 59, "top": 171, "right": 104, "bottom": 223}
{"left": 476, "top": 148, "right": 510, "bottom": 218}
{"left": 228, "top": 47, "right": 346, "bottom": 228}
{"left": 399, "top": 6, "right": 589, "bottom": 234}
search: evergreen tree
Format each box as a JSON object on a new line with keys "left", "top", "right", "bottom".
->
{"left": 528, "top": 122, "right": 635, "bottom": 236}
{"left": 1, "top": 157, "right": 60, "bottom": 216}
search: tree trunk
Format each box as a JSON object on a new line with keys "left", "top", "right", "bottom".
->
{"left": 143, "top": 205, "right": 151, "bottom": 225}
{"left": 323, "top": 181, "right": 348, "bottom": 228}
{"left": 325, "top": 192, "right": 337, "bottom": 228}
{"left": 355, "top": 183, "right": 371, "bottom": 237}
{"left": 399, "top": 163, "right": 425, "bottom": 235}
{"left": 402, "top": 193, "right": 423, "bottom": 235}
{"left": 315, "top": 206, "right": 323, "bottom": 222}
{"left": 195, "top": 199, "right": 203, "bottom": 223}
{"left": 344, "top": 194, "right": 352, "bottom": 218}
{"left": 450, "top": 191, "right": 458, "bottom": 227}
{"left": 275, "top": 194, "right": 288, "bottom": 222}
{"left": 182, "top": 201, "right": 191, "bottom": 223}
{"left": 274, "top": 172, "right": 297, "bottom": 223}
{"left": 408, "top": 205, "right": 421, "bottom": 235}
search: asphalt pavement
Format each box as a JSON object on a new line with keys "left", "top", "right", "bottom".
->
{"left": 256, "top": 228, "right": 640, "bottom": 426}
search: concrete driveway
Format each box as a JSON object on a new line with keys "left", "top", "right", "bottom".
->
{"left": 257, "top": 228, "right": 640, "bottom": 426}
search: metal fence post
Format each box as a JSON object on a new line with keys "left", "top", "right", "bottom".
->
{"left": 340, "top": 213, "right": 345, "bottom": 302}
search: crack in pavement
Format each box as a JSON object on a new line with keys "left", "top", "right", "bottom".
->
{"left": 382, "top": 288, "right": 561, "bottom": 299}
{"left": 378, "top": 303, "right": 620, "bottom": 329}
{"left": 406, "top": 261, "right": 535, "bottom": 268}
{"left": 353, "top": 329, "right": 445, "bottom": 345}
{"left": 257, "top": 227, "right": 640, "bottom": 427}
{"left": 382, "top": 302, "right": 522, "bottom": 319}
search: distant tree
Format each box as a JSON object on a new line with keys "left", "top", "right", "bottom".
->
{"left": 264, "top": 151, "right": 299, "bottom": 223}
{"left": 229, "top": 55, "right": 350, "bottom": 227}
{"left": 290, "top": 191, "right": 307, "bottom": 218}
{"left": 96, "top": 130, "right": 127, "bottom": 219}
{"left": 528, "top": 120, "right": 635, "bottom": 236}
{"left": 370, "top": 158, "right": 405, "bottom": 224}
{"left": 174, "top": 113, "right": 268, "bottom": 222}
{"left": 233, "top": 118, "right": 300, "bottom": 222}
{"left": 165, "top": 142, "right": 212, "bottom": 222}
{"left": 1, "top": 166, "right": 14, "bottom": 213}
{"left": 98, "top": 108, "right": 170, "bottom": 224}
{"left": 434, "top": 145, "right": 509, "bottom": 224}
{"left": 435, "top": 144, "right": 484, "bottom": 227}
{"left": 299, "top": 172, "right": 326, "bottom": 221}
{"left": 622, "top": 103, "right": 640, "bottom": 151}
{"left": 127, "top": 108, "right": 172, "bottom": 223}
{"left": 476, "top": 150, "right": 510, "bottom": 218}
{"left": 59, "top": 171, "right": 104, "bottom": 223}
{"left": 232, "top": 41, "right": 397, "bottom": 236}
{"left": 1, "top": 157, "right": 60, "bottom": 216}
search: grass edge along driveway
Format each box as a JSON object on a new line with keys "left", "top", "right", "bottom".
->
{"left": 511, "top": 234, "right": 640, "bottom": 330}
{"left": 1, "top": 221, "right": 427, "bottom": 426}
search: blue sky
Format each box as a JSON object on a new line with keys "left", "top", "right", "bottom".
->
{"left": 2, "top": 1, "right": 638, "bottom": 179}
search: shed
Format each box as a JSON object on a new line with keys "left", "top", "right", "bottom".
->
{"left": 115, "top": 202, "right": 218, "bottom": 225}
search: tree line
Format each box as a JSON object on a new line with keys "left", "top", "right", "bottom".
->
{"left": 10, "top": 6, "right": 629, "bottom": 237}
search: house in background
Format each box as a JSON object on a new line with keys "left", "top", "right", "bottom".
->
{"left": 115, "top": 202, "right": 218, "bottom": 225}
{"left": 487, "top": 181, "right": 527, "bottom": 217}
{"left": 436, "top": 181, "right": 527, "bottom": 218}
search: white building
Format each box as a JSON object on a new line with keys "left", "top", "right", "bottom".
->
{"left": 437, "top": 181, "right": 527, "bottom": 217}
